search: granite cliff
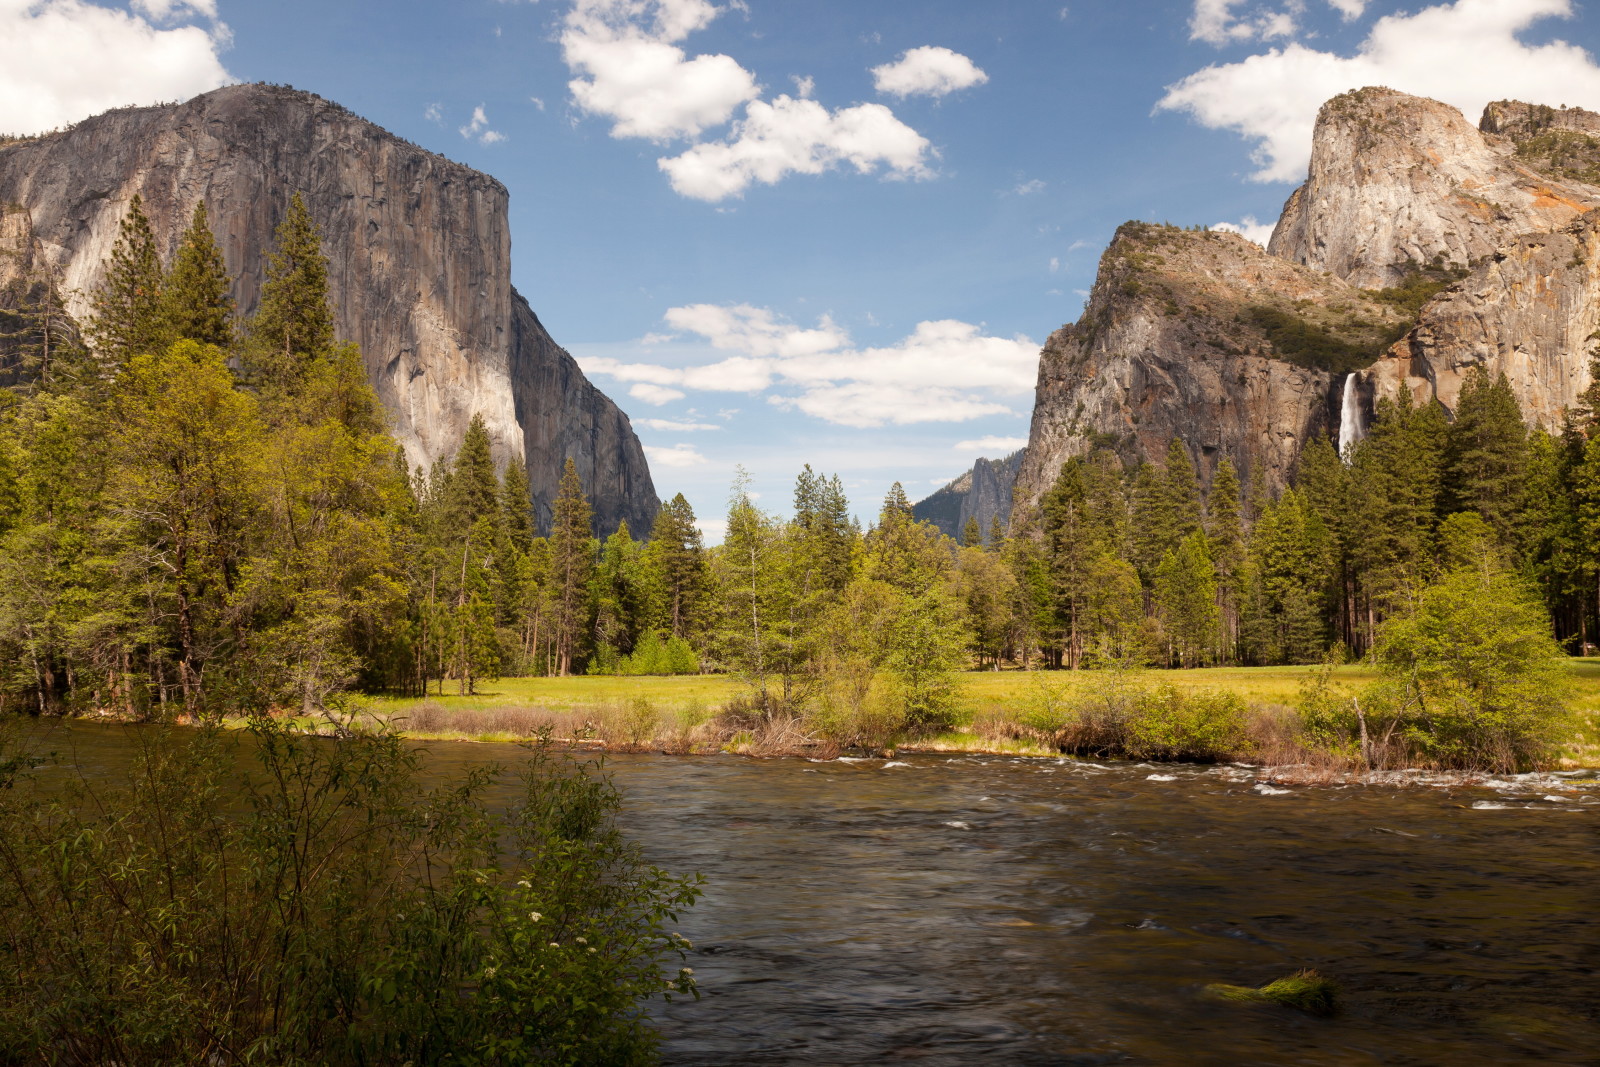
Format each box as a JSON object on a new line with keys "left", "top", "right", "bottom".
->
{"left": 913, "top": 451, "right": 1022, "bottom": 541}
{"left": 1016, "top": 88, "right": 1600, "bottom": 518}
{"left": 0, "top": 83, "right": 655, "bottom": 534}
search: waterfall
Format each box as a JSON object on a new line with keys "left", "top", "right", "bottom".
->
{"left": 1336, "top": 373, "right": 1365, "bottom": 458}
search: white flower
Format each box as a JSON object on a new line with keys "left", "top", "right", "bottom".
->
{"left": 528, "top": 912, "right": 542, "bottom": 922}
{"left": 575, "top": 937, "right": 587, "bottom": 945}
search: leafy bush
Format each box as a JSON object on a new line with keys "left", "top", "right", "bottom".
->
{"left": 0, "top": 719, "right": 701, "bottom": 1064}
{"left": 1125, "top": 686, "right": 1250, "bottom": 761}
{"left": 1301, "top": 564, "right": 1573, "bottom": 771}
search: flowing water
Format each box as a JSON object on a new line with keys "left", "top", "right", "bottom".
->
{"left": 32, "top": 727, "right": 1600, "bottom": 1065}
{"left": 1337, "top": 372, "right": 1366, "bottom": 457}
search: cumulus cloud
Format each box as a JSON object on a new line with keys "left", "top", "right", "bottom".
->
{"left": 1212, "top": 215, "right": 1275, "bottom": 245}
{"left": 580, "top": 306, "right": 1039, "bottom": 428}
{"left": 1162, "top": 0, "right": 1600, "bottom": 183}
{"left": 1013, "top": 178, "right": 1045, "bottom": 195}
{"left": 559, "top": 0, "right": 936, "bottom": 200}
{"left": 658, "top": 93, "right": 932, "bottom": 200}
{"left": 561, "top": 0, "right": 758, "bottom": 141}
{"left": 459, "top": 105, "right": 505, "bottom": 144}
{"left": 0, "top": 0, "right": 232, "bottom": 135}
{"left": 643, "top": 443, "right": 708, "bottom": 467}
{"left": 637, "top": 417, "right": 721, "bottom": 431}
{"left": 954, "top": 435, "right": 1028, "bottom": 454}
{"left": 870, "top": 45, "right": 988, "bottom": 98}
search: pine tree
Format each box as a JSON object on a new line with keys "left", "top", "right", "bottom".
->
{"left": 988, "top": 513, "right": 1005, "bottom": 550}
{"left": 88, "top": 194, "right": 167, "bottom": 366}
{"left": 1443, "top": 368, "right": 1530, "bottom": 544}
{"left": 1131, "top": 440, "right": 1203, "bottom": 579}
{"left": 500, "top": 459, "right": 535, "bottom": 557}
{"left": 548, "top": 457, "right": 594, "bottom": 675}
{"left": 962, "top": 516, "right": 982, "bottom": 547}
{"left": 246, "top": 192, "right": 334, "bottom": 391}
{"left": 1207, "top": 457, "right": 1246, "bottom": 662}
{"left": 642, "top": 493, "right": 705, "bottom": 640}
{"left": 447, "top": 414, "right": 500, "bottom": 527}
{"left": 162, "top": 201, "right": 234, "bottom": 349}
{"left": 1153, "top": 531, "right": 1219, "bottom": 668}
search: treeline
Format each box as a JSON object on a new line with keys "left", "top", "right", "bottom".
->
{"left": 1013, "top": 366, "right": 1600, "bottom": 671}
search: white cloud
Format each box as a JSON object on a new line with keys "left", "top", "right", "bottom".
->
{"left": 1212, "top": 215, "right": 1275, "bottom": 245}
{"left": 530, "top": 96, "right": 546, "bottom": 111}
{"left": 643, "top": 443, "right": 708, "bottom": 467}
{"left": 1048, "top": 256, "right": 1060, "bottom": 272}
{"left": 459, "top": 105, "right": 505, "bottom": 144}
{"left": 629, "top": 382, "right": 686, "bottom": 404}
{"left": 558, "top": 0, "right": 936, "bottom": 201}
{"left": 637, "top": 417, "right": 720, "bottom": 430}
{"left": 871, "top": 45, "right": 989, "bottom": 98}
{"left": 1013, "top": 178, "right": 1046, "bottom": 195}
{"left": 131, "top": 0, "right": 217, "bottom": 19}
{"left": 583, "top": 306, "right": 1039, "bottom": 428}
{"left": 561, "top": 0, "right": 758, "bottom": 141}
{"left": 695, "top": 516, "right": 729, "bottom": 544}
{"left": 955, "top": 435, "right": 1028, "bottom": 454}
{"left": 424, "top": 102, "right": 443, "bottom": 123}
{"left": 659, "top": 94, "right": 932, "bottom": 201}
{"left": 1161, "top": 0, "right": 1600, "bottom": 183}
{"left": 0, "top": 0, "right": 232, "bottom": 136}
{"left": 791, "top": 74, "right": 814, "bottom": 98}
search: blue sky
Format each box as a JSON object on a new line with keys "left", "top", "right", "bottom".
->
{"left": 9, "top": 0, "right": 1600, "bottom": 539}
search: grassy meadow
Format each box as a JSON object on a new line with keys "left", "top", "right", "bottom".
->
{"left": 352, "top": 660, "right": 1600, "bottom": 765}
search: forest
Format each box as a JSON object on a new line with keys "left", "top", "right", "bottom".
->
{"left": 0, "top": 193, "right": 1594, "bottom": 769}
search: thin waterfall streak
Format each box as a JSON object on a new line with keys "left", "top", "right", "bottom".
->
{"left": 1337, "top": 373, "right": 1364, "bottom": 458}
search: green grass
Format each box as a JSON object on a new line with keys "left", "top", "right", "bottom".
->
{"left": 358, "top": 661, "right": 1600, "bottom": 765}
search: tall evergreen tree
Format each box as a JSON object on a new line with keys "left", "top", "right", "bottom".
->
{"left": 548, "top": 457, "right": 594, "bottom": 675}
{"left": 447, "top": 414, "right": 501, "bottom": 528}
{"left": 88, "top": 194, "right": 166, "bottom": 366}
{"left": 642, "top": 493, "right": 705, "bottom": 640}
{"left": 1442, "top": 368, "right": 1530, "bottom": 544}
{"left": 246, "top": 192, "right": 334, "bottom": 391}
{"left": 162, "top": 201, "right": 234, "bottom": 349}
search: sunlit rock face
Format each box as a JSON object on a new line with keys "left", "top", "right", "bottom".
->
{"left": 1013, "top": 223, "right": 1404, "bottom": 512}
{"left": 1269, "top": 88, "right": 1600, "bottom": 289}
{"left": 0, "top": 83, "right": 656, "bottom": 534}
{"left": 1017, "top": 89, "right": 1600, "bottom": 515}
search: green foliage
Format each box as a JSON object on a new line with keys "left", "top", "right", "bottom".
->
{"left": 1244, "top": 304, "right": 1392, "bottom": 375}
{"left": 0, "top": 720, "right": 700, "bottom": 1063}
{"left": 87, "top": 194, "right": 166, "bottom": 367}
{"left": 162, "top": 200, "right": 234, "bottom": 349}
{"left": 1363, "top": 562, "right": 1573, "bottom": 770}
{"left": 1368, "top": 262, "right": 1470, "bottom": 319}
{"left": 245, "top": 191, "right": 335, "bottom": 393}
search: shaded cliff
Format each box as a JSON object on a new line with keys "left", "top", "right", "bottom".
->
{"left": 1269, "top": 87, "right": 1600, "bottom": 289}
{"left": 0, "top": 83, "right": 655, "bottom": 535}
{"left": 913, "top": 451, "right": 1022, "bottom": 540}
{"left": 1014, "top": 223, "right": 1406, "bottom": 512}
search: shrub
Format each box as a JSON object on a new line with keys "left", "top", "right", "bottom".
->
{"left": 1126, "top": 686, "right": 1251, "bottom": 761}
{"left": 1358, "top": 564, "right": 1569, "bottom": 771}
{"left": 0, "top": 719, "right": 701, "bottom": 1064}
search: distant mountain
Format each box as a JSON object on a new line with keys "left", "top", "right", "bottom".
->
{"left": 1014, "top": 87, "right": 1600, "bottom": 519}
{"left": 913, "top": 451, "right": 1022, "bottom": 541}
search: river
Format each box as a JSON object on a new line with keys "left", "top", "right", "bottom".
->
{"left": 28, "top": 726, "right": 1600, "bottom": 1065}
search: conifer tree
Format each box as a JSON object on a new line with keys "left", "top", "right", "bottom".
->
{"left": 448, "top": 414, "right": 501, "bottom": 528}
{"left": 1443, "top": 368, "right": 1530, "bottom": 544}
{"left": 549, "top": 457, "right": 594, "bottom": 675}
{"left": 1153, "top": 531, "right": 1219, "bottom": 668}
{"left": 642, "top": 493, "right": 705, "bottom": 639}
{"left": 962, "top": 516, "right": 982, "bottom": 547}
{"left": 1208, "top": 457, "right": 1246, "bottom": 661}
{"left": 163, "top": 201, "right": 234, "bottom": 349}
{"left": 988, "top": 513, "right": 1005, "bottom": 550}
{"left": 88, "top": 194, "right": 167, "bottom": 366}
{"left": 246, "top": 192, "right": 334, "bottom": 391}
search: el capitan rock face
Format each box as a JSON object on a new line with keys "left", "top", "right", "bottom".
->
{"left": 1018, "top": 88, "right": 1600, "bottom": 519}
{"left": 0, "top": 83, "right": 655, "bottom": 534}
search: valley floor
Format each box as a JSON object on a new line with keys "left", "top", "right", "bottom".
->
{"left": 357, "top": 661, "right": 1600, "bottom": 768}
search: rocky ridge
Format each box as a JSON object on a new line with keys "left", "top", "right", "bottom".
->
{"left": 913, "top": 451, "right": 1022, "bottom": 540}
{"left": 0, "top": 84, "right": 655, "bottom": 534}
